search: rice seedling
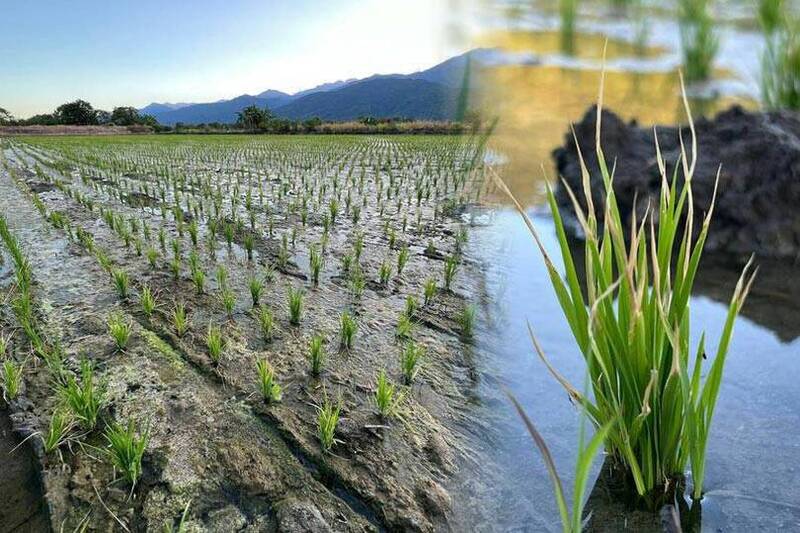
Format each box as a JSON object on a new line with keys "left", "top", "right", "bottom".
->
{"left": 443, "top": 255, "right": 458, "bottom": 291}
{"left": 146, "top": 247, "right": 159, "bottom": 269}
{"left": 423, "top": 278, "right": 437, "bottom": 305}
{"left": 341, "top": 253, "right": 353, "bottom": 273}
{"left": 307, "top": 334, "right": 326, "bottom": 376}
{"left": 140, "top": 285, "right": 158, "bottom": 318}
{"left": 112, "top": 268, "right": 130, "bottom": 299}
{"left": 455, "top": 227, "right": 468, "bottom": 252}
{"left": 353, "top": 232, "right": 364, "bottom": 261}
{"left": 1, "top": 359, "right": 22, "bottom": 401}
{"left": 405, "top": 295, "right": 419, "bottom": 317}
{"left": 339, "top": 311, "right": 357, "bottom": 350}
{"left": 396, "top": 312, "right": 413, "bottom": 339}
{"left": 288, "top": 287, "right": 304, "bottom": 325}
{"left": 373, "top": 370, "right": 403, "bottom": 419}
{"left": 170, "top": 256, "right": 181, "bottom": 278}
{"left": 172, "top": 303, "right": 189, "bottom": 337}
{"left": 43, "top": 409, "right": 74, "bottom": 454}
{"left": 309, "top": 246, "right": 324, "bottom": 286}
{"left": 255, "top": 357, "right": 282, "bottom": 403}
{"left": 396, "top": 245, "right": 410, "bottom": 275}
{"left": 104, "top": 419, "right": 149, "bottom": 488}
{"left": 459, "top": 304, "right": 476, "bottom": 341}
{"left": 678, "top": 0, "right": 718, "bottom": 82}
{"left": 506, "top": 388, "right": 614, "bottom": 533}
{"left": 249, "top": 276, "right": 264, "bottom": 307}
{"left": 255, "top": 306, "right": 275, "bottom": 342}
{"left": 400, "top": 340, "right": 424, "bottom": 384}
{"left": 349, "top": 266, "right": 366, "bottom": 299}
{"left": 206, "top": 324, "right": 224, "bottom": 364}
{"left": 108, "top": 313, "right": 132, "bottom": 351}
{"left": 378, "top": 259, "right": 392, "bottom": 285}
{"left": 244, "top": 234, "right": 255, "bottom": 261}
{"left": 191, "top": 267, "right": 205, "bottom": 294}
{"left": 162, "top": 500, "right": 192, "bottom": 533}
{"left": 215, "top": 264, "right": 228, "bottom": 288}
{"left": 316, "top": 396, "right": 341, "bottom": 452}
{"left": 490, "top": 73, "right": 756, "bottom": 504}
{"left": 559, "top": 0, "right": 577, "bottom": 54}
{"left": 759, "top": 1, "right": 800, "bottom": 110}
{"left": 61, "top": 358, "right": 102, "bottom": 430}
{"left": 221, "top": 288, "right": 236, "bottom": 319}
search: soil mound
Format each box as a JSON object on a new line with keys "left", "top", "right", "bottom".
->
{"left": 553, "top": 105, "right": 800, "bottom": 261}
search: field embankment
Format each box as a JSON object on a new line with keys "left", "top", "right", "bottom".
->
{"left": 0, "top": 125, "right": 153, "bottom": 136}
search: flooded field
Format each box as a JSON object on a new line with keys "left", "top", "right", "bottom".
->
{"left": 0, "top": 134, "right": 520, "bottom": 531}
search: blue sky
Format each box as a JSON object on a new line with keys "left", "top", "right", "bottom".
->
{"left": 0, "top": 0, "right": 464, "bottom": 118}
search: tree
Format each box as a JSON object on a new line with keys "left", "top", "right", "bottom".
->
{"left": 96, "top": 110, "right": 112, "bottom": 125}
{"left": 55, "top": 99, "right": 98, "bottom": 125}
{"left": 0, "top": 107, "right": 14, "bottom": 125}
{"left": 111, "top": 106, "right": 142, "bottom": 126}
{"left": 236, "top": 105, "right": 272, "bottom": 130}
{"left": 303, "top": 116, "right": 322, "bottom": 132}
{"left": 23, "top": 113, "right": 59, "bottom": 126}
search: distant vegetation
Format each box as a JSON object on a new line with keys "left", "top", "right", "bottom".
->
{"left": 0, "top": 99, "right": 161, "bottom": 129}
{"left": 759, "top": 0, "right": 800, "bottom": 109}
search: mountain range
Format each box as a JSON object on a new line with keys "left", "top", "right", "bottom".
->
{"left": 139, "top": 48, "right": 527, "bottom": 125}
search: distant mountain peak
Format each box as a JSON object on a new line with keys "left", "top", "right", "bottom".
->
{"left": 139, "top": 49, "right": 531, "bottom": 125}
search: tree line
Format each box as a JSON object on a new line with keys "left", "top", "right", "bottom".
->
{"left": 0, "top": 100, "right": 161, "bottom": 128}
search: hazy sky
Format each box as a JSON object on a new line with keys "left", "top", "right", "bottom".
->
{"left": 0, "top": 0, "right": 466, "bottom": 118}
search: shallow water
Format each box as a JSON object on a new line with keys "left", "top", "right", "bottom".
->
{"left": 467, "top": 210, "right": 800, "bottom": 531}
{"left": 462, "top": 4, "right": 800, "bottom": 531}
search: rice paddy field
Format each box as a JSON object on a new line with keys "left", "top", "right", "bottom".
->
{"left": 0, "top": 134, "right": 516, "bottom": 531}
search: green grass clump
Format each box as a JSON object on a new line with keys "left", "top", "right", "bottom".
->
{"left": 309, "top": 246, "right": 324, "bottom": 286}
{"left": 400, "top": 340, "right": 424, "bottom": 384}
{"left": 459, "top": 304, "right": 476, "bottom": 341}
{"left": 288, "top": 287, "right": 304, "bottom": 326}
{"left": 378, "top": 259, "right": 392, "bottom": 285}
{"left": 140, "top": 285, "right": 158, "bottom": 318}
{"left": 112, "top": 268, "right": 130, "bottom": 299}
{"left": 443, "top": 255, "right": 458, "bottom": 290}
{"left": 108, "top": 313, "right": 132, "bottom": 351}
{"left": 255, "top": 357, "right": 282, "bottom": 403}
{"left": 191, "top": 268, "right": 205, "bottom": 294}
{"left": 43, "top": 409, "right": 74, "bottom": 454}
{"left": 221, "top": 288, "right": 236, "bottom": 319}
{"left": 61, "top": 358, "right": 102, "bottom": 430}
{"left": 374, "top": 370, "right": 402, "bottom": 419}
{"left": 255, "top": 307, "right": 275, "bottom": 342}
{"left": 206, "top": 324, "right": 224, "bottom": 364}
{"left": 395, "top": 313, "right": 413, "bottom": 339}
{"left": 405, "top": 295, "right": 418, "bottom": 318}
{"left": 104, "top": 419, "right": 149, "bottom": 488}
{"left": 423, "top": 278, "right": 437, "bottom": 305}
{"left": 172, "top": 302, "right": 189, "bottom": 337}
{"left": 678, "top": 0, "right": 718, "bottom": 82}
{"left": 759, "top": 1, "right": 800, "bottom": 110}
{"left": 249, "top": 276, "right": 264, "bottom": 307}
{"left": 560, "top": 0, "right": 577, "bottom": 54}
{"left": 316, "top": 397, "right": 340, "bottom": 452}
{"left": 396, "top": 245, "right": 410, "bottom": 275}
{"left": 1, "top": 359, "right": 22, "bottom": 401}
{"left": 339, "top": 311, "right": 357, "bottom": 350}
{"left": 307, "top": 335, "right": 326, "bottom": 376}
{"left": 492, "top": 74, "right": 755, "bottom": 503}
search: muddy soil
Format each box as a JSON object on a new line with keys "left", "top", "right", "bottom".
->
{"left": 554, "top": 105, "right": 800, "bottom": 261}
{"left": 0, "top": 136, "right": 525, "bottom": 532}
